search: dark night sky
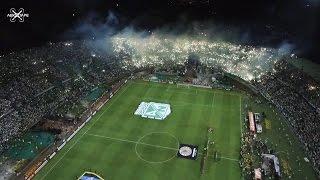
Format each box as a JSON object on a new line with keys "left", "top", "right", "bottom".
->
{"left": 1, "top": 0, "right": 319, "bottom": 62}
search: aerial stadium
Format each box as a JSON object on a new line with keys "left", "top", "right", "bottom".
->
{"left": 1, "top": 0, "right": 320, "bottom": 180}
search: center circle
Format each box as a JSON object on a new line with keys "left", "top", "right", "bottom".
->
{"left": 135, "top": 132, "right": 179, "bottom": 164}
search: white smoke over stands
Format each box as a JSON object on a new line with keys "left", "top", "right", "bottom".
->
{"left": 70, "top": 12, "right": 292, "bottom": 81}
{"left": 111, "top": 32, "right": 282, "bottom": 81}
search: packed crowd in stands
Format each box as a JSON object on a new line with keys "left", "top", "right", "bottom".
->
{"left": 0, "top": 40, "right": 131, "bottom": 153}
{"left": 254, "top": 60, "right": 320, "bottom": 172}
{"left": 275, "top": 61, "right": 320, "bottom": 109}
{"left": 1, "top": 39, "right": 320, "bottom": 175}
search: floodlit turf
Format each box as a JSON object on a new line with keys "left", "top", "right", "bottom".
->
{"left": 35, "top": 80, "right": 242, "bottom": 180}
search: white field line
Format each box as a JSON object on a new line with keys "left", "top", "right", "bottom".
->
{"left": 40, "top": 82, "right": 131, "bottom": 180}
{"left": 86, "top": 133, "right": 239, "bottom": 163}
{"left": 132, "top": 81, "right": 241, "bottom": 97}
{"left": 220, "top": 156, "right": 239, "bottom": 162}
{"left": 173, "top": 89, "right": 241, "bottom": 97}
{"left": 86, "top": 133, "right": 178, "bottom": 151}
{"left": 140, "top": 97, "right": 213, "bottom": 108}
{"left": 196, "top": 152, "right": 239, "bottom": 162}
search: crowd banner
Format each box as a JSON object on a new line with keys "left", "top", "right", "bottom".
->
{"left": 97, "top": 103, "right": 104, "bottom": 111}
{"left": 68, "top": 128, "right": 79, "bottom": 142}
{"left": 86, "top": 116, "right": 92, "bottom": 123}
{"left": 79, "top": 122, "right": 85, "bottom": 129}
{"left": 57, "top": 142, "right": 66, "bottom": 151}
{"left": 26, "top": 174, "right": 34, "bottom": 180}
{"left": 49, "top": 152, "right": 56, "bottom": 159}
{"left": 34, "top": 160, "right": 48, "bottom": 174}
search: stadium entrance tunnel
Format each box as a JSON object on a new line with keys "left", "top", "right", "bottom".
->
{"left": 135, "top": 132, "right": 179, "bottom": 163}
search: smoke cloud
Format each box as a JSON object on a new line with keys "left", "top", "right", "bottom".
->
{"left": 63, "top": 11, "right": 295, "bottom": 81}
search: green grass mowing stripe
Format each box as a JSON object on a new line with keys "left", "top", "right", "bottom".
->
{"left": 226, "top": 95, "right": 242, "bottom": 179}
{"left": 155, "top": 83, "right": 240, "bottom": 179}
{"left": 209, "top": 93, "right": 241, "bottom": 160}
{"left": 100, "top": 82, "right": 163, "bottom": 178}
{"left": 80, "top": 135, "right": 139, "bottom": 179}
{"left": 61, "top": 136, "right": 102, "bottom": 178}
{"left": 147, "top": 83, "right": 199, "bottom": 179}
{"left": 156, "top": 83, "right": 238, "bottom": 179}
{"left": 184, "top": 86, "right": 214, "bottom": 176}
{"left": 87, "top": 81, "right": 151, "bottom": 137}
{"left": 139, "top": 82, "right": 179, "bottom": 140}
{"left": 177, "top": 88, "right": 201, "bottom": 176}
{"left": 115, "top": 82, "right": 176, "bottom": 180}
{"left": 189, "top": 107, "right": 207, "bottom": 176}
{"left": 211, "top": 92, "right": 215, "bottom": 109}
{"left": 86, "top": 133, "right": 178, "bottom": 151}
{"left": 37, "top": 81, "right": 243, "bottom": 179}
{"left": 133, "top": 81, "right": 243, "bottom": 97}
{"left": 223, "top": 95, "right": 240, "bottom": 157}
{"left": 198, "top": 89, "right": 216, "bottom": 175}
{"left": 36, "top": 82, "right": 132, "bottom": 180}
{"left": 55, "top": 82, "right": 139, "bottom": 179}
{"left": 164, "top": 88, "right": 195, "bottom": 178}
{"left": 137, "top": 85, "right": 234, "bottom": 108}
{"left": 212, "top": 93, "right": 223, "bottom": 148}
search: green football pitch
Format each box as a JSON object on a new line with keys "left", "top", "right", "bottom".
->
{"left": 35, "top": 80, "right": 243, "bottom": 180}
